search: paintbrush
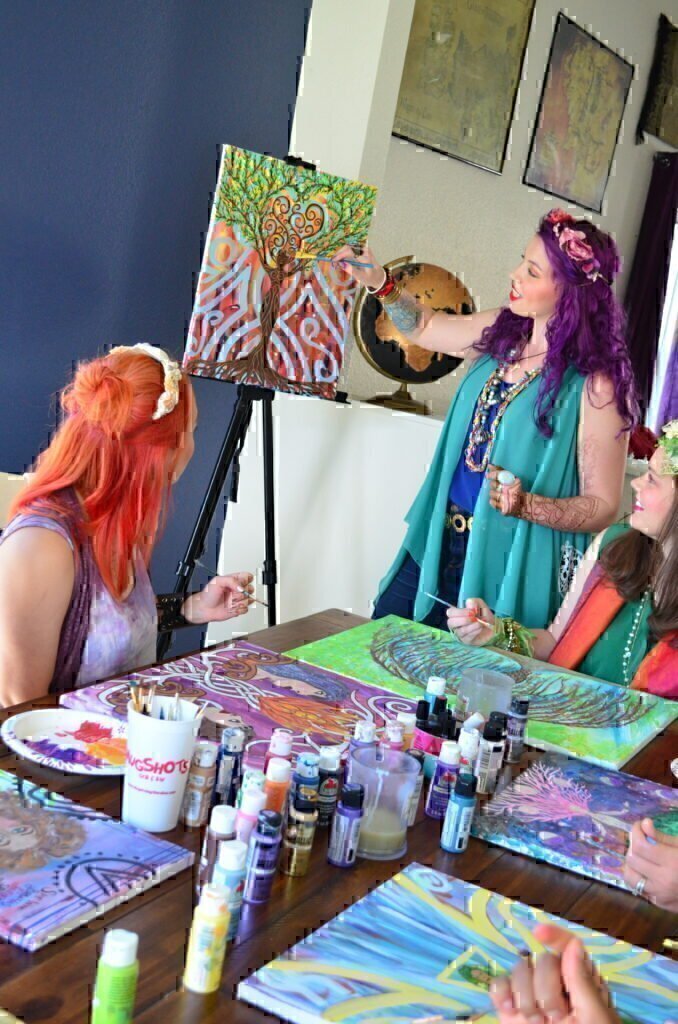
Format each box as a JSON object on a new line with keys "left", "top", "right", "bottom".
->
{"left": 423, "top": 591, "right": 494, "bottom": 630}
{"left": 194, "top": 558, "right": 269, "bottom": 608}
{"left": 294, "top": 251, "right": 375, "bottom": 268}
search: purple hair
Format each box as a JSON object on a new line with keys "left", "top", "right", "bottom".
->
{"left": 473, "top": 210, "right": 639, "bottom": 436}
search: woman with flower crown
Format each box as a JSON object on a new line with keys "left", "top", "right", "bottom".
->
{"left": 0, "top": 345, "right": 253, "bottom": 707}
{"left": 447, "top": 422, "right": 678, "bottom": 698}
{"left": 336, "top": 209, "right": 638, "bottom": 636}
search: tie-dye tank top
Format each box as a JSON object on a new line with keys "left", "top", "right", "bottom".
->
{"left": 0, "top": 504, "right": 157, "bottom": 689}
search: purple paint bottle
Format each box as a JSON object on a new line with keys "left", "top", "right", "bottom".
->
{"left": 327, "top": 783, "right": 364, "bottom": 868}
{"left": 242, "top": 810, "right": 283, "bottom": 904}
{"left": 424, "top": 741, "right": 460, "bottom": 820}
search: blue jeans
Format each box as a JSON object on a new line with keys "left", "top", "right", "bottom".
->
{"left": 373, "top": 506, "right": 470, "bottom": 627}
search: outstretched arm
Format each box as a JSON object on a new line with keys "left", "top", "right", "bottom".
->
{"left": 489, "top": 374, "right": 628, "bottom": 533}
{"left": 333, "top": 244, "right": 499, "bottom": 357}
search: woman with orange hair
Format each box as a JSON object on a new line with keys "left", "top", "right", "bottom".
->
{"left": 0, "top": 344, "right": 253, "bottom": 707}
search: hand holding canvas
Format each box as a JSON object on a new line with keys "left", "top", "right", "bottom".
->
{"left": 490, "top": 923, "right": 621, "bottom": 1024}
{"left": 623, "top": 818, "right": 678, "bottom": 913}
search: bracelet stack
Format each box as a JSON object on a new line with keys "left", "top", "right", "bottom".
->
{"left": 156, "top": 592, "right": 192, "bottom": 633}
{"left": 368, "top": 269, "right": 404, "bottom": 305}
{"left": 490, "top": 616, "right": 535, "bottom": 658}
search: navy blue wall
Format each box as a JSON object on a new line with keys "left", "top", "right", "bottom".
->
{"left": 1, "top": 0, "right": 311, "bottom": 655}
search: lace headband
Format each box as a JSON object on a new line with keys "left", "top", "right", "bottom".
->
{"left": 108, "top": 343, "right": 183, "bottom": 421}
{"left": 545, "top": 209, "right": 610, "bottom": 286}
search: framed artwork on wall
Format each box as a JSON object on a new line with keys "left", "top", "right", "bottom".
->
{"left": 523, "top": 13, "right": 634, "bottom": 213}
{"left": 392, "top": 0, "right": 536, "bottom": 174}
{"left": 636, "top": 14, "right": 678, "bottom": 148}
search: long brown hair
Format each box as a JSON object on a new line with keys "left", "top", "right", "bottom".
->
{"left": 600, "top": 479, "right": 678, "bottom": 643}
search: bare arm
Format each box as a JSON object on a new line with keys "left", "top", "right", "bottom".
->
{"left": 0, "top": 528, "right": 74, "bottom": 706}
{"left": 490, "top": 374, "right": 628, "bottom": 534}
{"left": 333, "top": 243, "right": 500, "bottom": 357}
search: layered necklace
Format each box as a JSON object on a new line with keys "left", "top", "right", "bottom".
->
{"left": 464, "top": 347, "right": 544, "bottom": 474}
{"left": 621, "top": 590, "right": 651, "bottom": 684}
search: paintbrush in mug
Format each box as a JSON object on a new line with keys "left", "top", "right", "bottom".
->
{"left": 423, "top": 591, "right": 494, "bottom": 630}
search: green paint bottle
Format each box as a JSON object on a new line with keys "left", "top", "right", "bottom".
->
{"left": 91, "top": 929, "right": 139, "bottom": 1024}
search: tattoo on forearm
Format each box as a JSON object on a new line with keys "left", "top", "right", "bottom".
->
{"left": 518, "top": 493, "right": 603, "bottom": 531}
{"left": 387, "top": 292, "right": 422, "bottom": 335}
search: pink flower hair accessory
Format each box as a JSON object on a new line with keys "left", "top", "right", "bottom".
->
{"left": 545, "top": 209, "right": 610, "bottom": 285}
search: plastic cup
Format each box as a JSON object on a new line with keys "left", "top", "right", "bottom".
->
{"left": 457, "top": 668, "right": 513, "bottom": 721}
{"left": 122, "top": 697, "right": 201, "bottom": 832}
{"left": 349, "top": 747, "right": 420, "bottom": 860}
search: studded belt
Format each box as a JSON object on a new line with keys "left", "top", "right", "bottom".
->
{"left": 445, "top": 507, "right": 473, "bottom": 533}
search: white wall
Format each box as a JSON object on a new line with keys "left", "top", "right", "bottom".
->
{"left": 207, "top": 395, "right": 442, "bottom": 644}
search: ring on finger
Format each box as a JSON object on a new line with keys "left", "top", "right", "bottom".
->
{"left": 633, "top": 875, "right": 647, "bottom": 897}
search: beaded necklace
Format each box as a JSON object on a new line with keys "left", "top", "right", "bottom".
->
{"left": 621, "top": 590, "right": 651, "bottom": 685}
{"left": 465, "top": 356, "right": 541, "bottom": 474}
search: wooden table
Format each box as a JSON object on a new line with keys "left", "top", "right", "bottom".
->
{"left": 0, "top": 609, "right": 675, "bottom": 1024}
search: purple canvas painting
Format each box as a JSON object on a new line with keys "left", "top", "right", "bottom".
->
{"left": 61, "top": 642, "right": 417, "bottom": 765}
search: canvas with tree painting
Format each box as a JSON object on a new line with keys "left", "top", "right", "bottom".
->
{"left": 184, "top": 146, "right": 377, "bottom": 398}
{"left": 472, "top": 753, "right": 678, "bottom": 890}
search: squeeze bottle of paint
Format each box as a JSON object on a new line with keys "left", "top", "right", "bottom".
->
{"left": 506, "top": 697, "right": 530, "bottom": 762}
{"left": 214, "top": 727, "right": 245, "bottom": 806}
{"left": 211, "top": 838, "right": 248, "bottom": 941}
{"left": 425, "top": 675, "right": 446, "bottom": 713}
{"left": 415, "top": 699, "right": 430, "bottom": 730}
{"left": 380, "top": 722, "right": 405, "bottom": 752}
{"left": 348, "top": 720, "right": 377, "bottom": 756}
{"left": 405, "top": 749, "right": 425, "bottom": 827}
{"left": 235, "top": 786, "right": 267, "bottom": 845}
{"left": 443, "top": 708, "right": 458, "bottom": 741}
{"left": 243, "top": 810, "right": 283, "bottom": 904}
{"left": 263, "top": 757, "right": 292, "bottom": 815}
{"left": 488, "top": 711, "right": 508, "bottom": 758}
{"left": 458, "top": 726, "right": 480, "bottom": 771}
{"left": 441, "top": 773, "right": 478, "bottom": 854}
{"left": 91, "top": 929, "right": 139, "bottom": 1024}
{"left": 327, "top": 783, "right": 364, "bottom": 868}
{"left": 181, "top": 740, "right": 219, "bottom": 828}
{"left": 317, "top": 746, "right": 342, "bottom": 826}
{"left": 396, "top": 711, "right": 417, "bottom": 749}
{"left": 197, "top": 803, "right": 237, "bottom": 897}
{"left": 425, "top": 740, "right": 460, "bottom": 820}
{"left": 281, "top": 790, "right": 319, "bottom": 876}
{"left": 289, "top": 753, "right": 320, "bottom": 808}
{"left": 475, "top": 720, "right": 505, "bottom": 795}
{"left": 263, "top": 728, "right": 294, "bottom": 773}
{"left": 183, "top": 884, "right": 231, "bottom": 994}
{"left": 236, "top": 768, "right": 265, "bottom": 806}
{"left": 428, "top": 696, "right": 447, "bottom": 733}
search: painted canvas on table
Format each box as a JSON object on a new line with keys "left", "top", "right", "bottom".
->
{"left": 0, "top": 769, "right": 192, "bottom": 951}
{"left": 60, "top": 642, "right": 416, "bottom": 764}
{"left": 524, "top": 13, "right": 633, "bottom": 212}
{"left": 183, "top": 146, "right": 377, "bottom": 399}
{"left": 286, "top": 616, "right": 678, "bottom": 769}
{"left": 472, "top": 753, "right": 678, "bottom": 892}
{"left": 238, "top": 862, "right": 677, "bottom": 1024}
{"left": 393, "top": 0, "right": 535, "bottom": 173}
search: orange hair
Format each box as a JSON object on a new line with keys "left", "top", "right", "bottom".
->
{"left": 10, "top": 348, "right": 192, "bottom": 599}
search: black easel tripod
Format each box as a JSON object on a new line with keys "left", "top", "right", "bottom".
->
{"left": 156, "top": 383, "right": 277, "bottom": 660}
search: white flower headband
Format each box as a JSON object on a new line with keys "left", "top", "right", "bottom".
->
{"left": 108, "top": 343, "right": 183, "bottom": 420}
{"left": 658, "top": 419, "right": 678, "bottom": 476}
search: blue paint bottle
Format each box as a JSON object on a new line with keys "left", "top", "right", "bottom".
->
{"left": 289, "top": 753, "right": 320, "bottom": 808}
{"left": 441, "top": 773, "right": 477, "bottom": 854}
{"left": 425, "top": 740, "right": 460, "bottom": 820}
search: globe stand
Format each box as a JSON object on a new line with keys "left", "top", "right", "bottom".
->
{"left": 366, "top": 382, "right": 430, "bottom": 415}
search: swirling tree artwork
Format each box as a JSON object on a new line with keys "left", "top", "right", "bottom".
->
{"left": 184, "top": 146, "right": 377, "bottom": 397}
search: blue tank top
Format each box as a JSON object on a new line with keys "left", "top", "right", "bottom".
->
{"left": 448, "top": 379, "right": 511, "bottom": 512}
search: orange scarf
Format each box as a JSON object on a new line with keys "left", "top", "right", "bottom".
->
{"left": 548, "top": 565, "right": 678, "bottom": 699}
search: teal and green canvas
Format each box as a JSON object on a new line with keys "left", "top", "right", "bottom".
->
{"left": 238, "top": 862, "right": 677, "bottom": 1024}
{"left": 286, "top": 616, "right": 678, "bottom": 770}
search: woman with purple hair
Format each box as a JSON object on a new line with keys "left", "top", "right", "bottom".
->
{"left": 335, "top": 209, "right": 638, "bottom": 631}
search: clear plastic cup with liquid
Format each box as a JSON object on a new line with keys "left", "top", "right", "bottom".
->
{"left": 349, "top": 747, "right": 420, "bottom": 860}
{"left": 457, "top": 668, "right": 514, "bottom": 722}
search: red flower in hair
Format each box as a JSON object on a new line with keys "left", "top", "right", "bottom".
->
{"left": 546, "top": 209, "right": 574, "bottom": 226}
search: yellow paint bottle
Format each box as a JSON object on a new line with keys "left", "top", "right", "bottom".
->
{"left": 182, "top": 884, "right": 231, "bottom": 995}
